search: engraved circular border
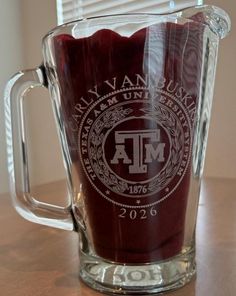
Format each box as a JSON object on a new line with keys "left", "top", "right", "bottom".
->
{"left": 78, "top": 86, "right": 193, "bottom": 208}
{"left": 87, "top": 102, "right": 183, "bottom": 198}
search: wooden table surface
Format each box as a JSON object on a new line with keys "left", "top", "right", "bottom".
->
{"left": 0, "top": 177, "right": 236, "bottom": 296}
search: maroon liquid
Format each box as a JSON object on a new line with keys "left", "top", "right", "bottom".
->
{"left": 52, "top": 22, "right": 203, "bottom": 263}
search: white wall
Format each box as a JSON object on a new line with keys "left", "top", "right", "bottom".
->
{"left": 0, "top": 0, "right": 235, "bottom": 194}
{"left": 21, "top": 0, "right": 66, "bottom": 188}
{"left": 0, "top": 0, "right": 65, "bottom": 194}
{"left": 204, "top": 0, "right": 236, "bottom": 179}
{"left": 0, "top": 0, "right": 24, "bottom": 193}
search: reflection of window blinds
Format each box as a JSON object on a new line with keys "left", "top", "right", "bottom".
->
{"left": 57, "top": 0, "right": 203, "bottom": 25}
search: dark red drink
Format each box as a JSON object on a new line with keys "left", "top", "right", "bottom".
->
{"left": 53, "top": 21, "right": 203, "bottom": 263}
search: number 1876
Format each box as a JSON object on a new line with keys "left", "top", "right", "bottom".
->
{"left": 129, "top": 185, "right": 147, "bottom": 194}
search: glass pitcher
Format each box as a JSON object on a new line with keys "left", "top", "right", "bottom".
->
{"left": 4, "top": 4, "right": 230, "bottom": 295}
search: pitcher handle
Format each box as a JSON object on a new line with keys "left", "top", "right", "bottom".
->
{"left": 4, "top": 66, "right": 76, "bottom": 231}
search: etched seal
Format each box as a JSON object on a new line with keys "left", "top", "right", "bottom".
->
{"left": 79, "top": 85, "right": 193, "bottom": 208}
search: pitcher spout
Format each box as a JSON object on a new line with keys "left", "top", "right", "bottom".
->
{"left": 179, "top": 5, "right": 231, "bottom": 39}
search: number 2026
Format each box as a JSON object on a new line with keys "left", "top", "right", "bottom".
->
{"left": 118, "top": 207, "right": 157, "bottom": 220}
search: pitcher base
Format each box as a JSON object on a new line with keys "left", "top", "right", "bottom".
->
{"left": 79, "top": 248, "right": 196, "bottom": 295}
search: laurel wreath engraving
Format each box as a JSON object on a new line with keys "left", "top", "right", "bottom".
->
{"left": 89, "top": 107, "right": 132, "bottom": 193}
{"left": 141, "top": 105, "right": 184, "bottom": 193}
{"left": 88, "top": 104, "right": 186, "bottom": 197}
